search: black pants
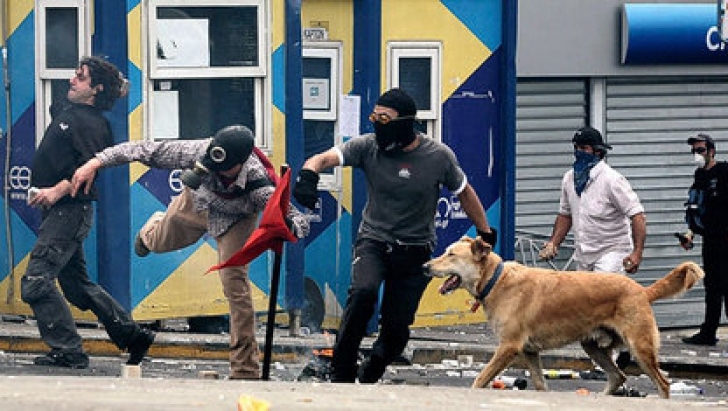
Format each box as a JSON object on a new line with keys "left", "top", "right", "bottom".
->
{"left": 20, "top": 202, "right": 141, "bottom": 352}
{"left": 699, "top": 234, "right": 728, "bottom": 338}
{"left": 331, "top": 238, "right": 432, "bottom": 382}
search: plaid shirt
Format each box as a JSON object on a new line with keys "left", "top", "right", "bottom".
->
{"left": 96, "top": 139, "right": 309, "bottom": 238}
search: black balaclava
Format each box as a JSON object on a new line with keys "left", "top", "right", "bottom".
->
{"left": 374, "top": 88, "right": 417, "bottom": 154}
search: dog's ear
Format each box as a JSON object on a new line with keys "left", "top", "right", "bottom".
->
{"left": 471, "top": 237, "right": 492, "bottom": 261}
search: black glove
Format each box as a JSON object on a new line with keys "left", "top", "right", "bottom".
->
{"left": 477, "top": 227, "right": 497, "bottom": 248}
{"left": 293, "top": 169, "right": 320, "bottom": 209}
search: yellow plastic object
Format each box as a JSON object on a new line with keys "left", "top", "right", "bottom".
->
{"left": 237, "top": 395, "right": 270, "bottom": 411}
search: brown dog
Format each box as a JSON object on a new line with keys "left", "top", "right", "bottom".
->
{"left": 422, "top": 236, "right": 704, "bottom": 399}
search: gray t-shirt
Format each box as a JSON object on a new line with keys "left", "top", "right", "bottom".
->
{"left": 338, "top": 133, "right": 466, "bottom": 245}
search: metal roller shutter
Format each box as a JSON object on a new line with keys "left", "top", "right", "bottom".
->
{"left": 605, "top": 76, "right": 728, "bottom": 328}
{"left": 515, "top": 79, "right": 587, "bottom": 271}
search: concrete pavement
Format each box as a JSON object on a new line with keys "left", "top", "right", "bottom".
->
{"left": 1, "top": 375, "right": 727, "bottom": 410}
{"left": 1, "top": 317, "right": 728, "bottom": 409}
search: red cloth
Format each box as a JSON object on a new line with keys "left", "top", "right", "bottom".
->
{"left": 207, "top": 168, "right": 297, "bottom": 272}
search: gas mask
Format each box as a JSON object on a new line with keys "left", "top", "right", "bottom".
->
{"left": 374, "top": 118, "right": 416, "bottom": 154}
{"left": 180, "top": 125, "right": 255, "bottom": 189}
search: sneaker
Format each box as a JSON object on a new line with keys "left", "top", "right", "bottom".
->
{"left": 34, "top": 349, "right": 89, "bottom": 369}
{"left": 681, "top": 333, "right": 718, "bottom": 346}
{"left": 134, "top": 232, "right": 150, "bottom": 257}
{"left": 126, "top": 329, "right": 155, "bottom": 365}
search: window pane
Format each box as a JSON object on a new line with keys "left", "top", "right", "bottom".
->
{"left": 50, "top": 80, "right": 70, "bottom": 117}
{"left": 398, "top": 57, "right": 431, "bottom": 111}
{"left": 46, "top": 8, "right": 78, "bottom": 69}
{"left": 303, "top": 57, "right": 331, "bottom": 79}
{"left": 156, "top": 6, "right": 258, "bottom": 68}
{"left": 304, "top": 120, "right": 335, "bottom": 176}
{"left": 414, "top": 120, "right": 427, "bottom": 135}
{"left": 153, "top": 78, "right": 255, "bottom": 139}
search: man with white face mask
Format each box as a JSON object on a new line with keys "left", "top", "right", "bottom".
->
{"left": 681, "top": 134, "right": 728, "bottom": 346}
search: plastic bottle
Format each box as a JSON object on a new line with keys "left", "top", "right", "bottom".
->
{"left": 669, "top": 381, "right": 703, "bottom": 397}
{"left": 543, "top": 369, "right": 580, "bottom": 379}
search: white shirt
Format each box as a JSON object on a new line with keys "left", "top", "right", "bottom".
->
{"left": 558, "top": 161, "right": 644, "bottom": 266}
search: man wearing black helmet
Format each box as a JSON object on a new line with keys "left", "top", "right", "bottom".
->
{"left": 292, "top": 88, "right": 496, "bottom": 384}
{"left": 681, "top": 133, "right": 728, "bottom": 346}
{"left": 71, "top": 124, "right": 310, "bottom": 379}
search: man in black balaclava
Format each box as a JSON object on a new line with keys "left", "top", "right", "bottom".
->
{"left": 372, "top": 88, "right": 418, "bottom": 153}
{"left": 292, "top": 87, "right": 497, "bottom": 384}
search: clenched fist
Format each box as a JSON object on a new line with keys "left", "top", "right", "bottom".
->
{"left": 539, "top": 241, "right": 558, "bottom": 260}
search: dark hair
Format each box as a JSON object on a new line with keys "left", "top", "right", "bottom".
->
{"left": 80, "top": 56, "right": 128, "bottom": 111}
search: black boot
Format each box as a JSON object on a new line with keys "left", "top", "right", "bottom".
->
{"left": 681, "top": 332, "right": 718, "bottom": 346}
{"left": 126, "top": 329, "right": 156, "bottom": 365}
{"left": 357, "top": 355, "right": 387, "bottom": 384}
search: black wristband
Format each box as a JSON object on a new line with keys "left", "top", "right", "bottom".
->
{"left": 477, "top": 228, "right": 498, "bottom": 247}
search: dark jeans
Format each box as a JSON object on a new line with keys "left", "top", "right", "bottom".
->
{"left": 331, "top": 238, "right": 432, "bottom": 382}
{"left": 21, "top": 202, "right": 140, "bottom": 352}
{"left": 699, "top": 234, "right": 728, "bottom": 338}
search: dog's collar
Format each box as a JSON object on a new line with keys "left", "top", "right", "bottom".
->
{"left": 475, "top": 261, "right": 504, "bottom": 302}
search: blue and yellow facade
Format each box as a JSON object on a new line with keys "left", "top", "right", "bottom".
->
{"left": 0, "top": 1, "right": 516, "bottom": 329}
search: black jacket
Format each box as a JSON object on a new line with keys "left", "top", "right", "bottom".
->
{"left": 690, "top": 161, "right": 728, "bottom": 238}
{"left": 31, "top": 103, "right": 113, "bottom": 202}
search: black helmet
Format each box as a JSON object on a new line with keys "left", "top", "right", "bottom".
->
{"left": 572, "top": 126, "right": 612, "bottom": 152}
{"left": 201, "top": 125, "right": 255, "bottom": 172}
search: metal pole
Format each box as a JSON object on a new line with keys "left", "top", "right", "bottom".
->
{"left": 261, "top": 249, "right": 283, "bottom": 381}
{"left": 262, "top": 164, "right": 291, "bottom": 380}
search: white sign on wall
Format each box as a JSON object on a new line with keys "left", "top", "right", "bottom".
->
{"left": 303, "top": 78, "right": 330, "bottom": 110}
{"left": 303, "top": 28, "right": 328, "bottom": 41}
{"left": 339, "top": 94, "right": 361, "bottom": 138}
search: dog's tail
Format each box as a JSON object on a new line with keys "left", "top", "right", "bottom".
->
{"left": 644, "top": 261, "right": 704, "bottom": 303}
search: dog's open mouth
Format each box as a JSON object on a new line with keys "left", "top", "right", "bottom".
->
{"left": 438, "top": 274, "right": 462, "bottom": 295}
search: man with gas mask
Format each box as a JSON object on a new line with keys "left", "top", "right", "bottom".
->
{"left": 71, "top": 124, "right": 310, "bottom": 379}
{"left": 292, "top": 88, "right": 496, "bottom": 383}
{"left": 538, "top": 126, "right": 646, "bottom": 372}
{"left": 680, "top": 134, "right": 728, "bottom": 346}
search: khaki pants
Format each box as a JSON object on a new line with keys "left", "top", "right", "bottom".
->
{"left": 139, "top": 188, "right": 260, "bottom": 378}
